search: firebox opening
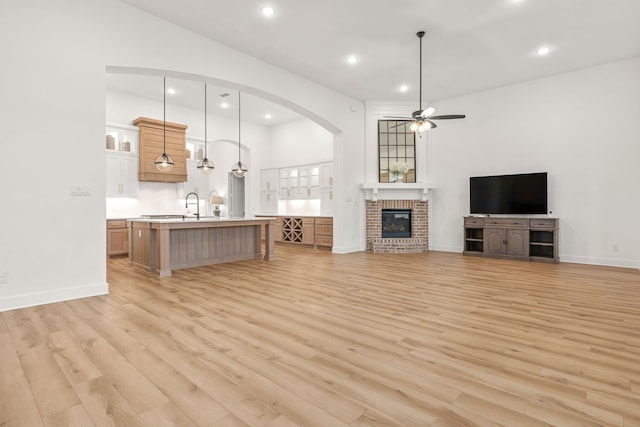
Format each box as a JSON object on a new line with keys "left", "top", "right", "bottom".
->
{"left": 382, "top": 209, "right": 412, "bottom": 238}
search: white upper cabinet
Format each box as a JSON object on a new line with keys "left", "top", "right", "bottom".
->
{"left": 106, "top": 153, "right": 138, "bottom": 198}
{"left": 105, "top": 124, "right": 138, "bottom": 198}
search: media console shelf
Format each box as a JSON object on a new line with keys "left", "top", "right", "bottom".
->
{"left": 463, "top": 216, "right": 558, "bottom": 263}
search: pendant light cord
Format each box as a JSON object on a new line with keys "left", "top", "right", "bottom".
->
{"left": 163, "top": 77, "right": 167, "bottom": 155}
{"left": 204, "top": 83, "right": 207, "bottom": 158}
{"left": 238, "top": 92, "right": 241, "bottom": 162}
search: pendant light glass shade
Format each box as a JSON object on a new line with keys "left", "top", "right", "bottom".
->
{"left": 155, "top": 77, "right": 175, "bottom": 172}
{"left": 197, "top": 82, "right": 215, "bottom": 175}
{"left": 231, "top": 161, "right": 248, "bottom": 178}
{"left": 197, "top": 158, "right": 214, "bottom": 175}
{"left": 155, "top": 153, "right": 175, "bottom": 171}
{"left": 231, "top": 92, "right": 248, "bottom": 178}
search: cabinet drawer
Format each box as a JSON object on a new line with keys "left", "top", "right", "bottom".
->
{"left": 484, "top": 218, "right": 528, "bottom": 228}
{"left": 464, "top": 217, "right": 484, "bottom": 226}
{"left": 315, "top": 224, "right": 333, "bottom": 235}
{"left": 107, "top": 220, "right": 127, "bottom": 229}
{"left": 315, "top": 217, "right": 333, "bottom": 226}
{"left": 530, "top": 219, "right": 557, "bottom": 229}
{"left": 315, "top": 235, "right": 333, "bottom": 247}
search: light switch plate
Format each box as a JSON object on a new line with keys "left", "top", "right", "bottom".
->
{"left": 70, "top": 186, "right": 93, "bottom": 196}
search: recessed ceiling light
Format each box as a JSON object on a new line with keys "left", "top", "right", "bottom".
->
{"left": 399, "top": 85, "right": 409, "bottom": 93}
{"left": 265, "top": 113, "right": 272, "bottom": 119}
{"left": 262, "top": 6, "right": 275, "bottom": 16}
{"left": 537, "top": 46, "right": 551, "bottom": 56}
{"left": 221, "top": 102, "right": 229, "bottom": 109}
{"left": 347, "top": 55, "right": 358, "bottom": 65}
{"left": 167, "top": 88, "right": 176, "bottom": 95}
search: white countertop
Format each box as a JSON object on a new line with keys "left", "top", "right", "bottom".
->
{"left": 254, "top": 213, "right": 333, "bottom": 218}
{"left": 127, "top": 216, "right": 276, "bottom": 224}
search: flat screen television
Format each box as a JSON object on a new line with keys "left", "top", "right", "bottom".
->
{"left": 470, "top": 172, "right": 548, "bottom": 215}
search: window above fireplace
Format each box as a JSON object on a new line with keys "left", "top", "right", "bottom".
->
{"left": 378, "top": 120, "right": 416, "bottom": 184}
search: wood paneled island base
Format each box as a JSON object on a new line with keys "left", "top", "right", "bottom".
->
{"left": 128, "top": 217, "right": 276, "bottom": 277}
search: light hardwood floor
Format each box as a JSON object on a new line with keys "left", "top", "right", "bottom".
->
{"left": 2, "top": 245, "right": 640, "bottom": 426}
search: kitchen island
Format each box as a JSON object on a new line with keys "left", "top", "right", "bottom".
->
{"left": 127, "top": 217, "right": 276, "bottom": 277}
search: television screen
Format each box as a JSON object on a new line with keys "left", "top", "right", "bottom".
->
{"left": 470, "top": 172, "right": 548, "bottom": 215}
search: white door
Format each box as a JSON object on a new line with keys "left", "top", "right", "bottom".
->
{"left": 228, "top": 172, "right": 245, "bottom": 218}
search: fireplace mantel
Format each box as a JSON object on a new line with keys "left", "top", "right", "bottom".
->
{"left": 361, "top": 182, "right": 435, "bottom": 201}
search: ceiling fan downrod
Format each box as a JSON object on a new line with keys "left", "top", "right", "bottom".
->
{"left": 417, "top": 31, "right": 425, "bottom": 113}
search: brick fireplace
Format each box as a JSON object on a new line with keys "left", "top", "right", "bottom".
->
{"left": 366, "top": 199, "right": 428, "bottom": 253}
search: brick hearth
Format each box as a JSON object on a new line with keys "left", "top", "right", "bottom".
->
{"left": 366, "top": 200, "right": 428, "bottom": 253}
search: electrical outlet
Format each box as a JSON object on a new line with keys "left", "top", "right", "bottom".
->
{"left": 0, "top": 272, "right": 7, "bottom": 284}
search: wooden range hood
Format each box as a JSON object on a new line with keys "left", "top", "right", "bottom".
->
{"left": 133, "top": 116, "right": 188, "bottom": 183}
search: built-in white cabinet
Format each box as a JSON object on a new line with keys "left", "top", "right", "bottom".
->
{"left": 261, "top": 161, "right": 333, "bottom": 213}
{"left": 319, "top": 163, "right": 333, "bottom": 214}
{"left": 260, "top": 191, "right": 278, "bottom": 214}
{"left": 182, "top": 138, "right": 212, "bottom": 197}
{"left": 261, "top": 169, "right": 278, "bottom": 192}
{"left": 106, "top": 124, "right": 138, "bottom": 198}
{"left": 185, "top": 140, "right": 206, "bottom": 162}
{"left": 279, "top": 168, "right": 299, "bottom": 200}
{"left": 260, "top": 169, "right": 279, "bottom": 213}
{"left": 106, "top": 153, "right": 138, "bottom": 197}
{"left": 320, "top": 163, "right": 333, "bottom": 188}
{"left": 106, "top": 124, "right": 137, "bottom": 155}
{"left": 297, "top": 166, "right": 320, "bottom": 199}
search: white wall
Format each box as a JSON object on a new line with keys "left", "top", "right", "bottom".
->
{"left": 0, "top": 0, "right": 365, "bottom": 311}
{"left": 424, "top": 57, "right": 640, "bottom": 268}
{"left": 265, "top": 118, "right": 333, "bottom": 169}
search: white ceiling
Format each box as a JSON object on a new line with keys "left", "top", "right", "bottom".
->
{"left": 111, "top": 0, "right": 640, "bottom": 125}
{"left": 106, "top": 74, "right": 302, "bottom": 126}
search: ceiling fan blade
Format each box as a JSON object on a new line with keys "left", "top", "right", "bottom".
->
{"left": 429, "top": 114, "right": 466, "bottom": 120}
{"left": 426, "top": 120, "right": 437, "bottom": 129}
{"left": 384, "top": 116, "right": 413, "bottom": 119}
{"left": 390, "top": 120, "right": 414, "bottom": 129}
{"left": 420, "top": 106, "right": 437, "bottom": 118}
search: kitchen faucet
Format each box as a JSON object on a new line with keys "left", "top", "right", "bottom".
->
{"left": 185, "top": 192, "right": 200, "bottom": 220}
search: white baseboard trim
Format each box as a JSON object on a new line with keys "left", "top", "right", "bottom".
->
{"left": 331, "top": 245, "right": 363, "bottom": 254}
{"left": 429, "top": 245, "right": 461, "bottom": 253}
{"left": 0, "top": 282, "right": 109, "bottom": 312}
{"left": 431, "top": 246, "right": 639, "bottom": 269}
{"left": 558, "top": 255, "right": 639, "bottom": 269}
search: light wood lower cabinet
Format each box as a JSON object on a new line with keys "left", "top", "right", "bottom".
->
{"left": 314, "top": 218, "right": 333, "bottom": 248}
{"left": 256, "top": 216, "right": 333, "bottom": 249}
{"left": 107, "top": 220, "right": 129, "bottom": 257}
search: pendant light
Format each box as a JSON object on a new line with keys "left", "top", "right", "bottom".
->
{"left": 231, "top": 91, "right": 248, "bottom": 178}
{"left": 154, "top": 77, "right": 175, "bottom": 172}
{"left": 197, "top": 82, "right": 214, "bottom": 175}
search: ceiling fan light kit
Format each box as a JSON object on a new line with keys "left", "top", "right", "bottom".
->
{"left": 384, "top": 31, "right": 465, "bottom": 133}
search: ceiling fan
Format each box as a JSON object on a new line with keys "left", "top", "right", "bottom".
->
{"left": 385, "top": 31, "right": 465, "bottom": 131}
